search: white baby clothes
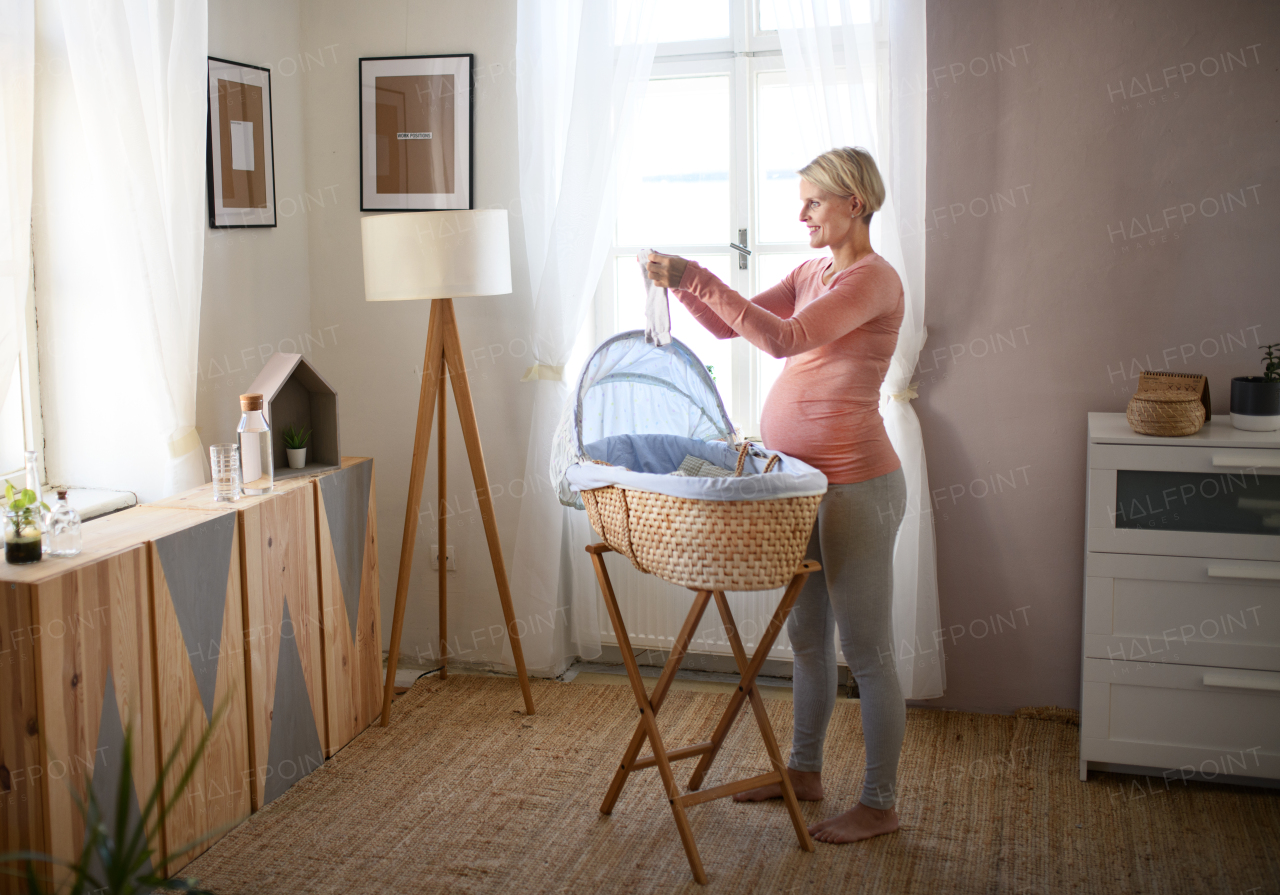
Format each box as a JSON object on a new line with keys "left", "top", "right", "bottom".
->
{"left": 638, "top": 249, "right": 671, "bottom": 347}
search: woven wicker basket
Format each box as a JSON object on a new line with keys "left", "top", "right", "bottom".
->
{"left": 1126, "top": 391, "right": 1205, "bottom": 436}
{"left": 581, "top": 487, "right": 821, "bottom": 591}
{"left": 579, "top": 445, "right": 821, "bottom": 591}
{"left": 1126, "top": 371, "right": 1210, "bottom": 436}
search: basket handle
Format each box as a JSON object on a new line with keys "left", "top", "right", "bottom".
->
{"left": 734, "top": 443, "right": 782, "bottom": 475}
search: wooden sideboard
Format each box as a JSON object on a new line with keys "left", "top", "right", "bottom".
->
{"left": 1081, "top": 415, "right": 1280, "bottom": 784}
{"left": 0, "top": 458, "right": 380, "bottom": 887}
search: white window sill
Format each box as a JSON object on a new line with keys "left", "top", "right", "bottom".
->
{"left": 63, "top": 488, "right": 137, "bottom": 521}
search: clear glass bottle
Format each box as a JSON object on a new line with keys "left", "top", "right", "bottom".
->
{"left": 24, "top": 450, "right": 47, "bottom": 553}
{"left": 46, "top": 490, "right": 82, "bottom": 557}
{"left": 237, "top": 393, "right": 273, "bottom": 495}
{"left": 23, "top": 450, "right": 43, "bottom": 508}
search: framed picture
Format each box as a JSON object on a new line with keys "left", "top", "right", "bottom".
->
{"left": 359, "top": 55, "right": 474, "bottom": 212}
{"left": 207, "top": 57, "right": 277, "bottom": 228}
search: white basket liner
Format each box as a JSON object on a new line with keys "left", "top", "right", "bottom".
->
{"left": 566, "top": 434, "right": 827, "bottom": 502}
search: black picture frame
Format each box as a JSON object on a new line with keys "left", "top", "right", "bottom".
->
{"left": 206, "top": 56, "right": 278, "bottom": 228}
{"left": 359, "top": 54, "right": 475, "bottom": 212}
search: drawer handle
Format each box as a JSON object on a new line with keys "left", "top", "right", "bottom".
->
{"left": 1212, "top": 454, "right": 1280, "bottom": 469}
{"left": 1202, "top": 671, "right": 1280, "bottom": 692}
{"left": 1207, "top": 565, "right": 1280, "bottom": 582}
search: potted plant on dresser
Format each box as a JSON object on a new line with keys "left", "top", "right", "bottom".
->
{"left": 3, "top": 482, "right": 47, "bottom": 564}
{"left": 1230, "top": 342, "right": 1280, "bottom": 431}
{"left": 284, "top": 424, "right": 312, "bottom": 469}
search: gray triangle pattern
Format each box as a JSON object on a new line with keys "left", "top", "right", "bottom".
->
{"left": 90, "top": 670, "right": 151, "bottom": 880}
{"left": 155, "top": 513, "right": 236, "bottom": 722}
{"left": 263, "top": 601, "right": 325, "bottom": 805}
{"left": 318, "top": 461, "right": 371, "bottom": 638}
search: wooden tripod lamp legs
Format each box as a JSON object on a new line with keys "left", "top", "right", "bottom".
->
{"left": 437, "top": 371, "right": 448, "bottom": 680}
{"left": 381, "top": 298, "right": 536, "bottom": 726}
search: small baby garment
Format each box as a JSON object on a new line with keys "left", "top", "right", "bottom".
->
{"left": 638, "top": 249, "right": 671, "bottom": 347}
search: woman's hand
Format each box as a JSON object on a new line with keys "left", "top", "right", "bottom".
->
{"left": 646, "top": 252, "right": 688, "bottom": 289}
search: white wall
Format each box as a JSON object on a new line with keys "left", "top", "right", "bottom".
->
{"left": 199, "top": 0, "right": 317, "bottom": 449}
{"left": 199, "top": 0, "right": 553, "bottom": 678}
{"left": 296, "top": 0, "right": 545, "bottom": 674}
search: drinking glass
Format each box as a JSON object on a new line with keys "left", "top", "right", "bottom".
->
{"left": 210, "top": 444, "right": 241, "bottom": 502}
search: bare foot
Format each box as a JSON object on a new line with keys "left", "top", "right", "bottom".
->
{"left": 732, "top": 768, "right": 823, "bottom": 802}
{"left": 809, "top": 802, "right": 899, "bottom": 843}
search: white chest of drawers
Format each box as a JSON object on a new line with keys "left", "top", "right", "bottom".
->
{"left": 1081, "top": 413, "right": 1280, "bottom": 785}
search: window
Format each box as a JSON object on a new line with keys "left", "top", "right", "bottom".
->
{"left": 601, "top": 1, "right": 828, "bottom": 438}
{"left": 0, "top": 265, "right": 41, "bottom": 491}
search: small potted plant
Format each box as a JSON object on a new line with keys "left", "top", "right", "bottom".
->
{"left": 1230, "top": 343, "right": 1280, "bottom": 431}
{"left": 284, "top": 425, "right": 312, "bottom": 469}
{"left": 4, "top": 482, "right": 48, "bottom": 565}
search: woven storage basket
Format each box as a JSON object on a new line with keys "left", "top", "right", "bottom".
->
{"left": 1126, "top": 371, "right": 1210, "bottom": 436}
{"left": 579, "top": 444, "right": 820, "bottom": 591}
{"left": 581, "top": 486, "right": 821, "bottom": 591}
{"left": 1126, "top": 391, "right": 1205, "bottom": 436}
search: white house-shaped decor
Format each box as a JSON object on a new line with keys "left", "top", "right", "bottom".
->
{"left": 244, "top": 352, "right": 341, "bottom": 481}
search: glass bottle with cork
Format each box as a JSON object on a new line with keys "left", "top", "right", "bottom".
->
{"left": 238, "top": 393, "right": 273, "bottom": 495}
{"left": 47, "top": 491, "right": 82, "bottom": 557}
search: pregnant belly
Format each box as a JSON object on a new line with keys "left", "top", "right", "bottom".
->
{"left": 759, "top": 374, "right": 892, "bottom": 478}
{"left": 762, "top": 396, "right": 862, "bottom": 456}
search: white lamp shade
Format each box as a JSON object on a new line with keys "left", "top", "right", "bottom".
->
{"left": 361, "top": 209, "right": 512, "bottom": 301}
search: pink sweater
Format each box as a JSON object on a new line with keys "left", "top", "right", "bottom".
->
{"left": 673, "top": 254, "right": 904, "bottom": 484}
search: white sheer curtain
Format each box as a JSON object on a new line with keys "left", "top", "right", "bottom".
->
{"left": 512, "top": 0, "right": 657, "bottom": 673}
{"left": 768, "top": 0, "right": 942, "bottom": 698}
{"left": 32, "top": 0, "right": 207, "bottom": 501}
{"left": 0, "top": 1, "right": 34, "bottom": 443}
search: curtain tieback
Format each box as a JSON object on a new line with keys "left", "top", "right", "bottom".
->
{"left": 167, "top": 427, "right": 203, "bottom": 458}
{"left": 890, "top": 382, "right": 920, "bottom": 402}
{"left": 521, "top": 363, "right": 564, "bottom": 382}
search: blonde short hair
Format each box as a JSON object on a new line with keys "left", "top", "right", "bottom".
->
{"left": 799, "top": 147, "right": 885, "bottom": 222}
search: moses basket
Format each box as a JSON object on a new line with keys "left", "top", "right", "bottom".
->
{"left": 552, "top": 331, "right": 827, "bottom": 591}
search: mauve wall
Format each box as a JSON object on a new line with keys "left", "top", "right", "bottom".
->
{"left": 919, "top": 0, "right": 1279, "bottom": 713}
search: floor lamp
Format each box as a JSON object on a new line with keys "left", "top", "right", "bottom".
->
{"left": 361, "top": 209, "right": 535, "bottom": 723}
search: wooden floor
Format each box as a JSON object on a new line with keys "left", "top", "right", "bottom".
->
{"left": 182, "top": 673, "right": 1280, "bottom": 894}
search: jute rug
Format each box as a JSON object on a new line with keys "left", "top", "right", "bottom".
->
{"left": 185, "top": 676, "right": 1279, "bottom": 894}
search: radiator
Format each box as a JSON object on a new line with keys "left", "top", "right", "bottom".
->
{"left": 600, "top": 558, "right": 813, "bottom": 663}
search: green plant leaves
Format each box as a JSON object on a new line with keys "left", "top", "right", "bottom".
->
{"left": 0, "top": 698, "right": 230, "bottom": 894}
{"left": 283, "top": 425, "right": 312, "bottom": 450}
{"left": 4, "top": 486, "right": 39, "bottom": 512}
{"left": 1262, "top": 342, "right": 1279, "bottom": 383}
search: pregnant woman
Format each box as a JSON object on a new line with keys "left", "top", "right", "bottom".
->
{"left": 645, "top": 147, "right": 907, "bottom": 844}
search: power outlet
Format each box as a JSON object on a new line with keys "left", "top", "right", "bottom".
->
{"left": 431, "top": 545, "right": 456, "bottom": 571}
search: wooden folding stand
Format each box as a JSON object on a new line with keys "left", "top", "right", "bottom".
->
{"left": 381, "top": 297, "right": 536, "bottom": 724}
{"left": 587, "top": 544, "right": 819, "bottom": 885}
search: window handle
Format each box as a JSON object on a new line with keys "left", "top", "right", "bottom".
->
{"left": 731, "top": 229, "right": 751, "bottom": 269}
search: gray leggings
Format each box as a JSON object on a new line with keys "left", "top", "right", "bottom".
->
{"left": 786, "top": 467, "right": 906, "bottom": 810}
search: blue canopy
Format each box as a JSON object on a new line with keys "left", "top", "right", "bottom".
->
{"left": 551, "top": 331, "right": 738, "bottom": 507}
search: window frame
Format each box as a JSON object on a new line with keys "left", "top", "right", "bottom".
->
{"left": 1, "top": 262, "right": 44, "bottom": 491}
{"left": 600, "top": 0, "right": 826, "bottom": 438}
